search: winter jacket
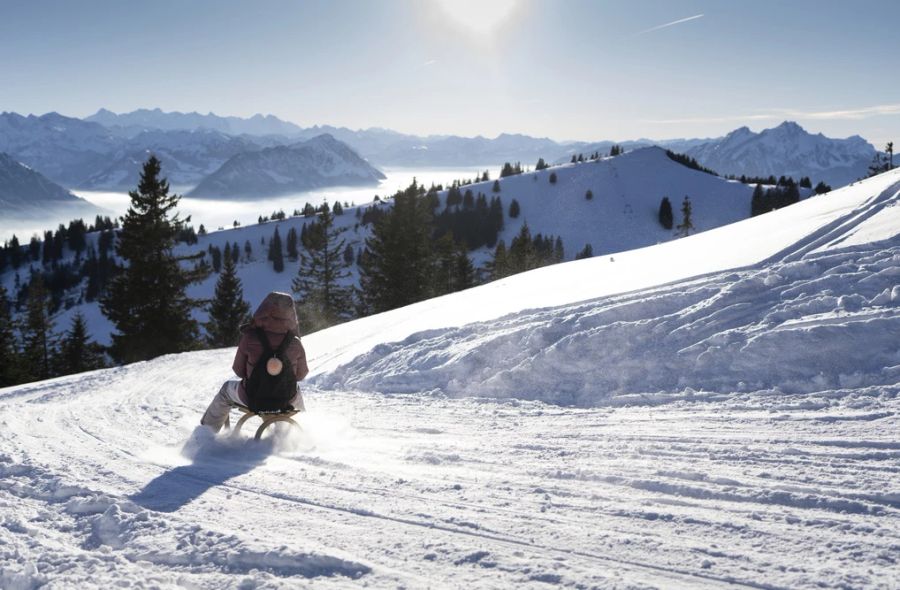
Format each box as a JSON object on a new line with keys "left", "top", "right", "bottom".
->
{"left": 232, "top": 292, "right": 309, "bottom": 404}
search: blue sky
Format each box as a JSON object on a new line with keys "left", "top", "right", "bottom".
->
{"left": 1, "top": 0, "right": 897, "bottom": 146}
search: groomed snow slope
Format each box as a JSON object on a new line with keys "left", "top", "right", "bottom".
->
{"left": 1, "top": 169, "right": 898, "bottom": 588}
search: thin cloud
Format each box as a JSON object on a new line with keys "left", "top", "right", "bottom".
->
{"left": 646, "top": 103, "right": 900, "bottom": 125}
{"left": 414, "top": 59, "right": 439, "bottom": 71}
{"left": 636, "top": 14, "right": 704, "bottom": 36}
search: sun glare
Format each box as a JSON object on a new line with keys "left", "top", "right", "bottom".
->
{"left": 434, "top": 0, "right": 518, "bottom": 36}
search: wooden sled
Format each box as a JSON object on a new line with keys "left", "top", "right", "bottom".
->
{"left": 225, "top": 405, "right": 301, "bottom": 440}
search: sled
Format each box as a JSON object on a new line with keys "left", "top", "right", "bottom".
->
{"left": 225, "top": 405, "right": 301, "bottom": 440}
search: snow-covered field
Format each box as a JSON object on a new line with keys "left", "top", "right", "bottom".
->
{"left": 1, "top": 169, "right": 898, "bottom": 588}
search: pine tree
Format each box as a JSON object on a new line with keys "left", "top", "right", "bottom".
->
{"left": 509, "top": 199, "right": 521, "bottom": 218}
{"left": 206, "top": 253, "right": 251, "bottom": 347}
{"left": 359, "top": 180, "right": 433, "bottom": 314}
{"left": 286, "top": 227, "right": 299, "bottom": 260}
{"left": 489, "top": 240, "right": 509, "bottom": 280}
{"left": 293, "top": 207, "right": 353, "bottom": 329}
{"left": 432, "top": 233, "right": 458, "bottom": 296}
{"left": 868, "top": 152, "right": 889, "bottom": 177}
{"left": 9, "top": 235, "right": 21, "bottom": 269}
{"left": 535, "top": 157, "right": 548, "bottom": 170}
{"left": 751, "top": 184, "right": 766, "bottom": 216}
{"left": 575, "top": 244, "right": 593, "bottom": 260}
{"left": 0, "top": 284, "right": 20, "bottom": 386}
{"left": 28, "top": 236, "right": 40, "bottom": 262}
{"left": 268, "top": 227, "right": 284, "bottom": 272}
{"left": 676, "top": 196, "right": 694, "bottom": 237}
{"left": 658, "top": 196, "right": 674, "bottom": 229}
{"left": 454, "top": 244, "right": 475, "bottom": 291}
{"left": 55, "top": 313, "right": 105, "bottom": 375}
{"left": 101, "top": 156, "right": 200, "bottom": 363}
{"left": 20, "top": 275, "right": 53, "bottom": 382}
{"left": 209, "top": 245, "right": 222, "bottom": 273}
{"left": 492, "top": 179, "right": 501, "bottom": 193}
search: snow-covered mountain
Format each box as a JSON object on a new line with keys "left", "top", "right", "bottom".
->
{"left": 82, "top": 129, "right": 264, "bottom": 190}
{"left": 0, "top": 152, "right": 100, "bottom": 217}
{"left": 0, "top": 165, "right": 897, "bottom": 588}
{"left": 0, "top": 111, "right": 880, "bottom": 194}
{"left": 188, "top": 134, "right": 385, "bottom": 198}
{"left": 683, "top": 121, "right": 876, "bottom": 187}
{"left": 0, "top": 112, "right": 273, "bottom": 189}
{"left": 0, "top": 112, "right": 120, "bottom": 187}
{"left": 86, "top": 107, "right": 304, "bottom": 137}
{"left": 74, "top": 111, "right": 880, "bottom": 190}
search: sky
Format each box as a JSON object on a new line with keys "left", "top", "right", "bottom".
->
{"left": 1, "top": 0, "right": 898, "bottom": 146}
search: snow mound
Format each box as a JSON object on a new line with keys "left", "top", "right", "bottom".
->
{"left": 318, "top": 238, "right": 900, "bottom": 405}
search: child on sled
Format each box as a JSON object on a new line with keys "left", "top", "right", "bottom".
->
{"left": 201, "top": 291, "right": 309, "bottom": 433}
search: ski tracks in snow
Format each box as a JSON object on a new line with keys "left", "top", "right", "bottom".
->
{"left": 0, "top": 375, "right": 898, "bottom": 588}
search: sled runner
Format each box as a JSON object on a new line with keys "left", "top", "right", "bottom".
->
{"left": 225, "top": 405, "right": 301, "bottom": 440}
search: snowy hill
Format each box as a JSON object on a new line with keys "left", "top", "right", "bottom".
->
{"left": 0, "top": 152, "right": 101, "bottom": 217}
{"left": 188, "top": 134, "right": 385, "bottom": 198}
{"left": 458, "top": 146, "right": 761, "bottom": 257}
{"left": 0, "top": 166, "right": 897, "bottom": 588}
{"left": 684, "top": 121, "right": 876, "bottom": 187}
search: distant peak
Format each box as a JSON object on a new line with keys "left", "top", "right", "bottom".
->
{"left": 730, "top": 126, "right": 752, "bottom": 135}
{"left": 772, "top": 120, "right": 805, "bottom": 134}
{"left": 308, "top": 132, "right": 337, "bottom": 142}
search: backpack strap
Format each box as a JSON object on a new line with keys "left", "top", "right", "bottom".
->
{"left": 275, "top": 330, "right": 296, "bottom": 355}
{"left": 254, "top": 327, "right": 274, "bottom": 356}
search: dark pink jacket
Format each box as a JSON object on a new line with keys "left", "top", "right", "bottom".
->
{"left": 232, "top": 292, "right": 309, "bottom": 404}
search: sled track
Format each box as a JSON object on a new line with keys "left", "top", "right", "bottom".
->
{"left": 2, "top": 372, "right": 898, "bottom": 588}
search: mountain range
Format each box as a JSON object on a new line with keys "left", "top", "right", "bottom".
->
{"left": 0, "top": 109, "right": 882, "bottom": 200}
{"left": 79, "top": 109, "right": 880, "bottom": 187}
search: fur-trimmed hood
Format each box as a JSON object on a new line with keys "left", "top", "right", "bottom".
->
{"left": 248, "top": 292, "right": 298, "bottom": 334}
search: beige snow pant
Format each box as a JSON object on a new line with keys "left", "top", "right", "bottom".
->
{"left": 200, "top": 380, "right": 304, "bottom": 433}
